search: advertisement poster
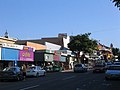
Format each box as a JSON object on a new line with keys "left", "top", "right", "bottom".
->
{"left": 19, "top": 50, "right": 34, "bottom": 61}
{"left": 53, "top": 55, "right": 60, "bottom": 61}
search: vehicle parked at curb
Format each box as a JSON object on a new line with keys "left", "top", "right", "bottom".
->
{"left": 0, "top": 66, "right": 24, "bottom": 81}
{"left": 106, "top": 62, "right": 113, "bottom": 69}
{"left": 93, "top": 64, "right": 107, "bottom": 73}
{"left": 113, "top": 61, "right": 120, "bottom": 65}
{"left": 74, "top": 64, "right": 87, "bottom": 73}
{"left": 44, "top": 65, "right": 53, "bottom": 72}
{"left": 26, "top": 66, "right": 46, "bottom": 77}
{"left": 53, "top": 65, "right": 61, "bottom": 72}
{"left": 105, "top": 65, "right": 120, "bottom": 80}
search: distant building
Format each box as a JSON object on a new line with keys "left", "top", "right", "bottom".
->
{"left": 41, "top": 33, "right": 70, "bottom": 49}
{"left": 0, "top": 36, "right": 17, "bottom": 44}
{"left": 97, "top": 43, "right": 113, "bottom": 61}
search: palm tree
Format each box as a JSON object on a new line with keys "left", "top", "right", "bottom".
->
{"left": 112, "top": 0, "right": 120, "bottom": 9}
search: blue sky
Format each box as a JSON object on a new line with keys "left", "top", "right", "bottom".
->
{"left": 0, "top": 0, "right": 120, "bottom": 48}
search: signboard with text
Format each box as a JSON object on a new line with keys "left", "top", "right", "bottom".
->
{"left": 19, "top": 50, "right": 34, "bottom": 61}
{"left": 53, "top": 55, "right": 60, "bottom": 61}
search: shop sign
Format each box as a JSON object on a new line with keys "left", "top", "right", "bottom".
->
{"left": 19, "top": 50, "right": 34, "bottom": 61}
{"left": 54, "top": 50, "right": 61, "bottom": 55}
{"left": 23, "top": 47, "right": 33, "bottom": 52}
{"left": 53, "top": 55, "right": 60, "bottom": 61}
{"left": 1, "top": 43, "right": 23, "bottom": 50}
{"left": 60, "top": 56, "right": 66, "bottom": 62}
{"left": 1, "top": 48, "right": 19, "bottom": 61}
{"left": 44, "top": 54, "right": 53, "bottom": 62}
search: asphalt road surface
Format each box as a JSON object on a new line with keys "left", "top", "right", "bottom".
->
{"left": 0, "top": 70, "right": 120, "bottom": 90}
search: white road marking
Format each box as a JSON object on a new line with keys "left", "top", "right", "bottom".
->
{"left": 102, "top": 83, "right": 111, "bottom": 86}
{"left": 76, "top": 88, "right": 84, "bottom": 90}
{"left": 19, "top": 85, "right": 39, "bottom": 90}
{"left": 76, "top": 88, "right": 80, "bottom": 90}
{"left": 62, "top": 76, "right": 76, "bottom": 80}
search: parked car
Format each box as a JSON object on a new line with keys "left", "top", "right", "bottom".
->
{"left": 106, "top": 62, "right": 113, "bottom": 69}
{"left": 53, "top": 65, "right": 61, "bottom": 72}
{"left": 26, "top": 66, "right": 46, "bottom": 77}
{"left": 105, "top": 65, "right": 120, "bottom": 80}
{"left": 74, "top": 64, "right": 87, "bottom": 72}
{"left": 93, "top": 64, "right": 106, "bottom": 73}
{"left": 113, "top": 61, "right": 120, "bottom": 65}
{"left": 44, "top": 65, "right": 53, "bottom": 72}
{"left": 0, "top": 66, "right": 24, "bottom": 81}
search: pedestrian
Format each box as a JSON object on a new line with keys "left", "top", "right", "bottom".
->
{"left": 22, "top": 64, "right": 27, "bottom": 80}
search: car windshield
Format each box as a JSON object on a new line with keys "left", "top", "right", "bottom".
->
{"left": 3, "top": 67, "right": 16, "bottom": 71}
{"left": 108, "top": 66, "right": 120, "bottom": 70}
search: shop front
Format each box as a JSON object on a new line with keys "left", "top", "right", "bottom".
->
{"left": 18, "top": 47, "right": 34, "bottom": 67}
{"left": 60, "top": 56, "right": 66, "bottom": 70}
{"left": 34, "top": 51, "right": 54, "bottom": 71}
{"left": 53, "top": 54, "right": 61, "bottom": 71}
{"left": 1, "top": 47, "right": 19, "bottom": 69}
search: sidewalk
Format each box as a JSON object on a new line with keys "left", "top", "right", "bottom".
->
{"left": 61, "top": 68, "right": 93, "bottom": 72}
{"left": 61, "top": 69, "right": 73, "bottom": 72}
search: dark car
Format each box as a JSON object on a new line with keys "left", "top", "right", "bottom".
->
{"left": 105, "top": 65, "right": 120, "bottom": 80}
{"left": 0, "top": 66, "right": 24, "bottom": 81}
{"left": 53, "top": 65, "right": 61, "bottom": 72}
{"left": 113, "top": 61, "right": 120, "bottom": 65}
{"left": 93, "top": 64, "right": 107, "bottom": 73}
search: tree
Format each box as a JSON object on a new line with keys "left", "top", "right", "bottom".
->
{"left": 111, "top": 0, "right": 120, "bottom": 10}
{"left": 112, "top": 47, "right": 120, "bottom": 56}
{"left": 112, "top": 47, "right": 120, "bottom": 60}
{"left": 68, "top": 33, "right": 98, "bottom": 63}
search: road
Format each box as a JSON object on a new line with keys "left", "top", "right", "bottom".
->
{"left": 0, "top": 70, "right": 120, "bottom": 90}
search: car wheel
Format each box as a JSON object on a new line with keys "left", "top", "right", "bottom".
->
{"left": 74, "top": 71, "right": 77, "bottom": 73}
{"left": 43, "top": 72, "right": 46, "bottom": 76}
{"left": 17, "top": 76, "right": 20, "bottom": 81}
{"left": 20, "top": 75, "right": 24, "bottom": 81}
{"left": 36, "top": 73, "right": 39, "bottom": 77}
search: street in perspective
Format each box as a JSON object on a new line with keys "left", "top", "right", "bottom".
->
{"left": 0, "top": 69, "right": 120, "bottom": 90}
{"left": 0, "top": 0, "right": 120, "bottom": 90}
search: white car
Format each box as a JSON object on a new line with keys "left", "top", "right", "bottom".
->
{"left": 105, "top": 65, "right": 120, "bottom": 80}
{"left": 26, "top": 66, "right": 46, "bottom": 77}
{"left": 74, "top": 64, "right": 87, "bottom": 72}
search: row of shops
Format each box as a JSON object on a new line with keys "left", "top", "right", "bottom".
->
{"left": 0, "top": 43, "right": 75, "bottom": 71}
{"left": 0, "top": 44, "right": 34, "bottom": 70}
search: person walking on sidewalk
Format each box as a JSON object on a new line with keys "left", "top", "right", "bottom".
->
{"left": 22, "top": 64, "right": 27, "bottom": 80}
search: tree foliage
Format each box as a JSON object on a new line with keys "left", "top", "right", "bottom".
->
{"left": 112, "top": 47, "right": 120, "bottom": 59}
{"left": 112, "top": 0, "right": 120, "bottom": 10}
{"left": 68, "top": 33, "right": 98, "bottom": 54}
{"left": 112, "top": 47, "right": 120, "bottom": 55}
{"left": 68, "top": 33, "right": 97, "bottom": 63}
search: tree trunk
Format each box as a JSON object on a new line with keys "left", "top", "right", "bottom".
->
{"left": 76, "top": 51, "right": 81, "bottom": 63}
{"left": 81, "top": 54, "right": 85, "bottom": 64}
